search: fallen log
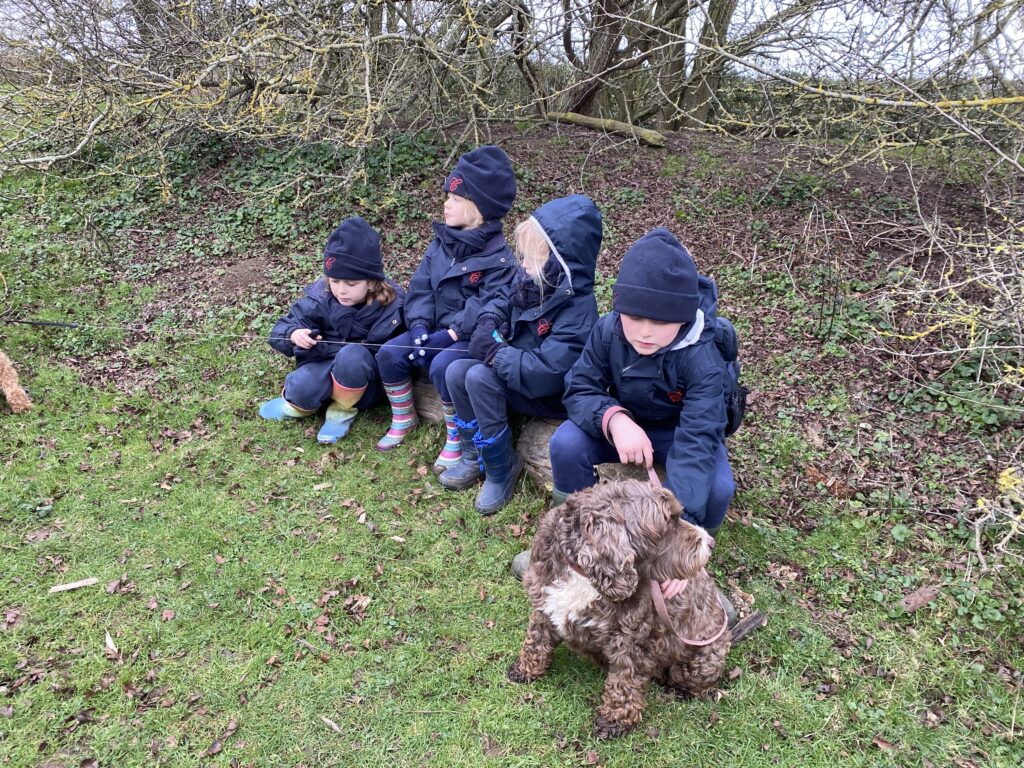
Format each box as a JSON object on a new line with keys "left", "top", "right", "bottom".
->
{"left": 546, "top": 112, "right": 666, "bottom": 147}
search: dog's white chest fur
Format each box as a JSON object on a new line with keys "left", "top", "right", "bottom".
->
{"left": 542, "top": 570, "right": 601, "bottom": 635}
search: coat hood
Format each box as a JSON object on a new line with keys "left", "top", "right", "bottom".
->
{"left": 530, "top": 194, "right": 602, "bottom": 296}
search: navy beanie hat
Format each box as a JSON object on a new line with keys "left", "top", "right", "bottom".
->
{"left": 322, "top": 216, "right": 385, "bottom": 281}
{"left": 443, "top": 145, "right": 516, "bottom": 221}
{"left": 613, "top": 228, "right": 699, "bottom": 324}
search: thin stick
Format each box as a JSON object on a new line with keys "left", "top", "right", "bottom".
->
{"left": 48, "top": 577, "right": 99, "bottom": 593}
{"left": 321, "top": 716, "right": 344, "bottom": 734}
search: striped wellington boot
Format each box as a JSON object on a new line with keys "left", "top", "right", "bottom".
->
{"left": 376, "top": 379, "right": 419, "bottom": 451}
{"left": 432, "top": 402, "right": 463, "bottom": 474}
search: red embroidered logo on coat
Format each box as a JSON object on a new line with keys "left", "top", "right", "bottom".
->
{"left": 449, "top": 177, "right": 463, "bottom": 192}
{"left": 469, "top": 271, "right": 482, "bottom": 284}
{"left": 324, "top": 256, "right": 336, "bottom": 271}
{"left": 667, "top": 390, "right": 684, "bottom": 403}
{"left": 537, "top": 319, "right": 552, "bottom": 336}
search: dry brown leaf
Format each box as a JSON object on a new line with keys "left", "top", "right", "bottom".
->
{"left": 872, "top": 734, "right": 897, "bottom": 751}
{"left": 900, "top": 585, "right": 940, "bottom": 613}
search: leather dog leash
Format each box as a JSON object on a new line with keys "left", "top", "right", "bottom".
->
{"left": 644, "top": 467, "right": 729, "bottom": 646}
{"left": 649, "top": 575, "right": 729, "bottom": 647}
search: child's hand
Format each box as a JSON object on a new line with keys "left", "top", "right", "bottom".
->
{"left": 290, "top": 328, "right": 320, "bottom": 349}
{"left": 407, "top": 324, "right": 430, "bottom": 362}
{"left": 660, "top": 579, "right": 688, "bottom": 600}
{"left": 607, "top": 412, "right": 654, "bottom": 468}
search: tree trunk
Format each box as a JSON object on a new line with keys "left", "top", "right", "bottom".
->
{"left": 656, "top": 3, "right": 689, "bottom": 128}
{"left": 563, "top": 1, "right": 635, "bottom": 116}
{"left": 681, "top": 0, "right": 738, "bottom": 127}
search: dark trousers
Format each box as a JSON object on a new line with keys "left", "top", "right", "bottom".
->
{"left": 375, "top": 331, "right": 469, "bottom": 402}
{"left": 548, "top": 419, "right": 735, "bottom": 530}
{"left": 283, "top": 344, "right": 382, "bottom": 411}
{"left": 445, "top": 358, "right": 565, "bottom": 438}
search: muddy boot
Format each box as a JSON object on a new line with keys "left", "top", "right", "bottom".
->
{"left": 511, "top": 550, "right": 531, "bottom": 580}
{"left": 474, "top": 427, "right": 524, "bottom": 516}
{"left": 317, "top": 379, "right": 365, "bottom": 444}
{"left": 376, "top": 379, "right": 418, "bottom": 450}
{"left": 439, "top": 418, "right": 484, "bottom": 490}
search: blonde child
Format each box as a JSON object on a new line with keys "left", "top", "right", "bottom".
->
{"left": 440, "top": 195, "right": 602, "bottom": 514}
{"left": 374, "top": 145, "right": 517, "bottom": 473}
{"left": 261, "top": 216, "right": 404, "bottom": 444}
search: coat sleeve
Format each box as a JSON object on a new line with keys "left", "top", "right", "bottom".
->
{"left": 562, "top": 320, "right": 620, "bottom": 439}
{"left": 451, "top": 263, "right": 515, "bottom": 338}
{"left": 268, "top": 296, "right": 322, "bottom": 357}
{"left": 492, "top": 313, "right": 593, "bottom": 399}
{"left": 665, "top": 346, "right": 727, "bottom": 526}
{"left": 403, "top": 247, "right": 437, "bottom": 331}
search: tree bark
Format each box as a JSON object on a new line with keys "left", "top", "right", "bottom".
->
{"left": 563, "top": 0, "right": 636, "bottom": 116}
{"left": 681, "top": 0, "right": 738, "bottom": 127}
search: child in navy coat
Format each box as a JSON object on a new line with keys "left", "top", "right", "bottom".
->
{"left": 261, "top": 216, "right": 404, "bottom": 444}
{"left": 548, "top": 228, "right": 736, "bottom": 535}
{"left": 374, "top": 145, "right": 517, "bottom": 472}
{"left": 440, "top": 195, "right": 602, "bottom": 514}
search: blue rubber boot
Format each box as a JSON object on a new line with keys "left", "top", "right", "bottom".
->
{"left": 438, "top": 418, "right": 484, "bottom": 490}
{"left": 259, "top": 396, "right": 316, "bottom": 421}
{"left": 317, "top": 381, "right": 365, "bottom": 444}
{"left": 474, "top": 427, "right": 524, "bottom": 516}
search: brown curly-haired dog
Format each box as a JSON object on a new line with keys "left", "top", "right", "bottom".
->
{"left": 0, "top": 350, "right": 32, "bottom": 413}
{"left": 509, "top": 479, "right": 745, "bottom": 739}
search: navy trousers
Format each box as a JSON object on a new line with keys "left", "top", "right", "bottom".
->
{"left": 548, "top": 419, "right": 735, "bottom": 531}
{"left": 283, "top": 344, "right": 382, "bottom": 411}
{"left": 445, "top": 358, "right": 565, "bottom": 438}
{"left": 375, "top": 331, "right": 470, "bottom": 402}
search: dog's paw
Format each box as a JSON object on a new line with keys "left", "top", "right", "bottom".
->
{"left": 593, "top": 714, "right": 635, "bottom": 740}
{"left": 507, "top": 660, "right": 532, "bottom": 683}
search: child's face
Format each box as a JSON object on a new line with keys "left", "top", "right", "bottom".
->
{"left": 328, "top": 278, "right": 369, "bottom": 306}
{"left": 620, "top": 314, "right": 683, "bottom": 356}
{"left": 443, "top": 193, "right": 473, "bottom": 228}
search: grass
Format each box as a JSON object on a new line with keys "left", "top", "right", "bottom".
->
{"left": 2, "top": 147, "right": 1022, "bottom": 767}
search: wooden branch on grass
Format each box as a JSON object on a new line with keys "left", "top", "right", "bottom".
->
{"left": 545, "top": 111, "right": 666, "bottom": 146}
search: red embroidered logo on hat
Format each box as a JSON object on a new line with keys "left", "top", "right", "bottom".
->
{"left": 469, "top": 271, "right": 482, "bottom": 284}
{"left": 449, "top": 177, "right": 463, "bottom": 192}
{"left": 537, "top": 319, "right": 551, "bottom": 336}
{"left": 667, "top": 389, "right": 683, "bottom": 403}
{"left": 324, "top": 256, "right": 336, "bottom": 271}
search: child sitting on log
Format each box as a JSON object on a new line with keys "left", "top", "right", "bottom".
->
{"left": 374, "top": 145, "right": 517, "bottom": 473}
{"left": 440, "top": 195, "right": 602, "bottom": 514}
{"left": 512, "top": 229, "right": 737, "bottom": 584}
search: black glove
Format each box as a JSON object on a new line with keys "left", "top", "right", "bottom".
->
{"left": 469, "top": 317, "right": 507, "bottom": 364}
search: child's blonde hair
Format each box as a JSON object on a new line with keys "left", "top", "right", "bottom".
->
{"left": 457, "top": 196, "right": 485, "bottom": 229}
{"left": 514, "top": 218, "right": 551, "bottom": 282}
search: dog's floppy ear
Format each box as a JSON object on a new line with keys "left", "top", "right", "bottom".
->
{"left": 572, "top": 493, "right": 639, "bottom": 602}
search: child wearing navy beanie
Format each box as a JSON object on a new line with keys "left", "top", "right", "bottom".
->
{"left": 519, "top": 228, "right": 737, "bottom": 597}
{"left": 375, "top": 145, "right": 517, "bottom": 473}
{"left": 260, "top": 216, "right": 405, "bottom": 444}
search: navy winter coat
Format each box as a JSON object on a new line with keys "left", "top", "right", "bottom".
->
{"left": 489, "top": 195, "right": 601, "bottom": 411}
{"left": 403, "top": 229, "right": 515, "bottom": 339}
{"left": 563, "top": 276, "right": 728, "bottom": 525}
{"left": 269, "top": 278, "right": 405, "bottom": 363}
